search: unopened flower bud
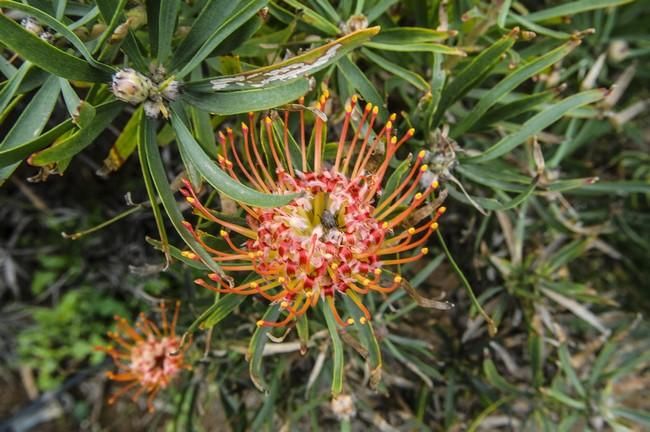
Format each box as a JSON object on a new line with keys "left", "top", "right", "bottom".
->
{"left": 111, "top": 68, "right": 152, "bottom": 104}
{"left": 331, "top": 394, "right": 356, "bottom": 421}
{"left": 341, "top": 14, "right": 368, "bottom": 34}
{"left": 161, "top": 80, "right": 181, "bottom": 101}
{"left": 21, "top": 17, "right": 43, "bottom": 35}
{"left": 39, "top": 32, "right": 54, "bottom": 43}
{"left": 608, "top": 40, "right": 629, "bottom": 63}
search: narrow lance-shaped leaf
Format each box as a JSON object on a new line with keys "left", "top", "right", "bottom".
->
{"left": 182, "top": 78, "right": 310, "bottom": 116}
{"left": 170, "top": 106, "right": 300, "bottom": 207}
{"left": 247, "top": 304, "right": 281, "bottom": 392}
{"left": 0, "top": 14, "right": 110, "bottom": 82}
{"left": 451, "top": 40, "right": 580, "bottom": 138}
{"left": 30, "top": 101, "right": 122, "bottom": 166}
{"left": 0, "top": 75, "right": 60, "bottom": 183}
{"left": 190, "top": 27, "right": 380, "bottom": 92}
{"left": 0, "top": 0, "right": 114, "bottom": 73}
{"left": 321, "top": 300, "right": 345, "bottom": 396}
{"left": 140, "top": 116, "right": 227, "bottom": 278}
{"left": 175, "top": 0, "right": 269, "bottom": 78}
{"left": 462, "top": 90, "right": 605, "bottom": 163}
{"left": 431, "top": 29, "right": 520, "bottom": 128}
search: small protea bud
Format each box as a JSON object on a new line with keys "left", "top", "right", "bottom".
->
{"left": 331, "top": 394, "right": 356, "bottom": 421}
{"left": 341, "top": 14, "right": 368, "bottom": 34}
{"left": 21, "top": 17, "right": 43, "bottom": 35}
{"left": 111, "top": 68, "right": 153, "bottom": 104}
{"left": 608, "top": 39, "right": 629, "bottom": 63}
{"left": 161, "top": 80, "right": 181, "bottom": 101}
{"left": 39, "top": 31, "right": 54, "bottom": 43}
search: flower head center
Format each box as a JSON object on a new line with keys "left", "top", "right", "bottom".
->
{"left": 248, "top": 171, "right": 384, "bottom": 296}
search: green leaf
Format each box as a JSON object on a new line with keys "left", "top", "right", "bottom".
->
{"left": 190, "top": 27, "right": 380, "bottom": 92}
{"left": 201, "top": 294, "right": 246, "bottom": 329}
{"left": 431, "top": 30, "right": 519, "bottom": 128}
{"left": 483, "top": 358, "right": 521, "bottom": 394}
{"left": 0, "top": 120, "right": 73, "bottom": 173}
{"left": 0, "top": 14, "right": 110, "bottom": 82}
{"left": 365, "top": 41, "right": 465, "bottom": 56}
{"left": 140, "top": 116, "right": 225, "bottom": 277}
{"left": 540, "top": 388, "right": 586, "bottom": 410}
{"left": 248, "top": 304, "right": 281, "bottom": 392}
{"left": 372, "top": 27, "right": 453, "bottom": 44}
{"left": 182, "top": 79, "right": 310, "bottom": 115}
{"left": 170, "top": 106, "right": 299, "bottom": 207}
{"left": 321, "top": 300, "right": 344, "bottom": 396}
{"left": 0, "top": 61, "right": 30, "bottom": 115}
{"left": 463, "top": 90, "right": 604, "bottom": 163}
{"left": 282, "top": 0, "right": 340, "bottom": 35}
{"left": 451, "top": 40, "right": 579, "bottom": 138}
{"left": 175, "top": 0, "right": 269, "bottom": 78}
{"left": 30, "top": 101, "right": 122, "bottom": 166}
{"left": 558, "top": 344, "right": 586, "bottom": 398}
{"left": 362, "top": 48, "right": 429, "bottom": 91}
{"left": 517, "top": 0, "right": 635, "bottom": 23}
{"left": 343, "top": 294, "right": 382, "bottom": 388}
{"left": 337, "top": 55, "right": 384, "bottom": 112}
{"left": 170, "top": 0, "right": 243, "bottom": 71}
{"left": 157, "top": 0, "right": 181, "bottom": 63}
{"left": 0, "top": 75, "right": 60, "bottom": 182}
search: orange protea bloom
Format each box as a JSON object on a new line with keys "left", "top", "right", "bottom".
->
{"left": 185, "top": 94, "right": 446, "bottom": 328}
{"left": 97, "top": 301, "right": 189, "bottom": 411}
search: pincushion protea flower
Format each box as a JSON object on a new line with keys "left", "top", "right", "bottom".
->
{"left": 97, "top": 301, "right": 189, "bottom": 411}
{"left": 184, "top": 94, "right": 446, "bottom": 328}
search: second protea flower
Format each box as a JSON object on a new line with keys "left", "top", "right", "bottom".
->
{"left": 184, "top": 94, "right": 446, "bottom": 328}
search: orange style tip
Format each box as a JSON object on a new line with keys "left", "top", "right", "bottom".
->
{"left": 185, "top": 196, "right": 196, "bottom": 204}
{"left": 345, "top": 105, "right": 352, "bottom": 114}
{"left": 359, "top": 317, "right": 368, "bottom": 324}
{"left": 389, "top": 113, "right": 397, "bottom": 121}
{"left": 351, "top": 95, "right": 358, "bottom": 103}
{"left": 181, "top": 220, "right": 192, "bottom": 229}
{"left": 226, "top": 127, "right": 233, "bottom": 134}
{"left": 408, "top": 227, "right": 416, "bottom": 234}
{"left": 414, "top": 192, "right": 423, "bottom": 200}
{"left": 390, "top": 136, "right": 397, "bottom": 144}
{"left": 346, "top": 318, "right": 355, "bottom": 325}
{"left": 407, "top": 128, "right": 416, "bottom": 136}
{"left": 372, "top": 106, "right": 379, "bottom": 115}
{"left": 250, "top": 282, "right": 259, "bottom": 288}
{"left": 264, "top": 116, "right": 272, "bottom": 125}
{"left": 374, "top": 268, "right": 382, "bottom": 275}
{"left": 331, "top": 263, "right": 338, "bottom": 270}
{"left": 323, "top": 89, "right": 330, "bottom": 98}
{"left": 385, "top": 121, "right": 392, "bottom": 129}
{"left": 382, "top": 222, "right": 389, "bottom": 229}
{"left": 256, "top": 320, "right": 264, "bottom": 327}
{"left": 432, "top": 180, "right": 439, "bottom": 189}
{"left": 393, "top": 275, "right": 402, "bottom": 283}
{"left": 365, "top": 103, "right": 373, "bottom": 112}
{"left": 208, "top": 273, "right": 220, "bottom": 281}
{"left": 418, "top": 150, "right": 426, "bottom": 158}
{"left": 220, "top": 230, "right": 228, "bottom": 237}
{"left": 278, "top": 277, "right": 286, "bottom": 284}
{"left": 247, "top": 111, "right": 254, "bottom": 116}
{"left": 298, "top": 96, "right": 305, "bottom": 103}
{"left": 430, "top": 222, "right": 439, "bottom": 230}
{"left": 194, "top": 278, "right": 204, "bottom": 285}
{"left": 420, "top": 164, "right": 429, "bottom": 172}
{"left": 217, "top": 154, "right": 225, "bottom": 162}
{"left": 280, "top": 301, "right": 289, "bottom": 308}
{"left": 241, "top": 122, "right": 248, "bottom": 131}
{"left": 421, "top": 247, "right": 429, "bottom": 255}
{"left": 438, "top": 206, "right": 447, "bottom": 214}
{"left": 319, "top": 95, "right": 327, "bottom": 104}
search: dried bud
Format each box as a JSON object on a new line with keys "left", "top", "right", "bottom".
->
{"left": 21, "top": 17, "right": 43, "bottom": 35}
{"left": 331, "top": 394, "right": 356, "bottom": 421}
{"left": 111, "top": 68, "right": 153, "bottom": 104}
{"left": 341, "top": 14, "right": 368, "bottom": 34}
